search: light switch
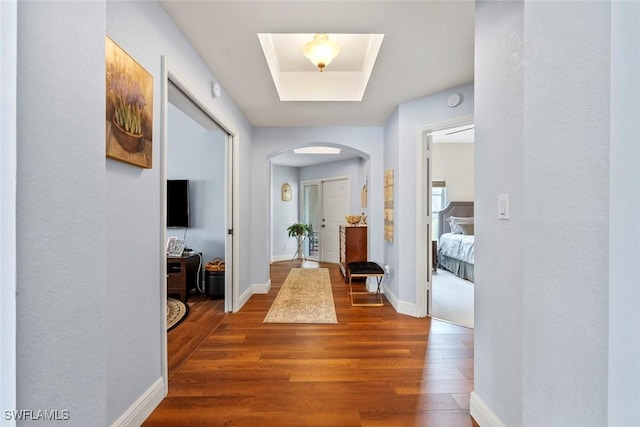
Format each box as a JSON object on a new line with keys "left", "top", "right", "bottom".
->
{"left": 498, "top": 194, "right": 510, "bottom": 220}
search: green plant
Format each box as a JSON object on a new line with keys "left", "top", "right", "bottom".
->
{"left": 287, "top": 223, "right": 312, "bottom": 238}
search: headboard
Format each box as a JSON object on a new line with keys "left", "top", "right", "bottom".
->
{"left": 438, "top": 201, "right": 474, "bottom": 238}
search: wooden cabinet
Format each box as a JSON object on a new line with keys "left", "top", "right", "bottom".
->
{"left": 167, "top": 254, "right": 200, "bottom": 302}
{"left": 339, "top": 225, "right": 367, "bottom": 281}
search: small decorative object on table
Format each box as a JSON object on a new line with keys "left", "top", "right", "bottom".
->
{"left": 345, "top": 215, "right": 362, "bottom": 226}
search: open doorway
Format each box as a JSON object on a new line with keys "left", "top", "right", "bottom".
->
{"left": 161, "top": 58, "right": 237, "bottom": 386}
{"left": 418, "top": 117, "right": 475, "bottom": 328}
{"left": 269, "top": 146, "right": 369, "bottom": 264}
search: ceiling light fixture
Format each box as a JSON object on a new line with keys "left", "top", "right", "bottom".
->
{"left": 294, "top": 146, "right": 341, "bottom": 155}
{"left": 303, "top": 34, "right": 340, "bottom": 72}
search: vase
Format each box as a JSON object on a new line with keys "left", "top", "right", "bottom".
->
{"left": 292, "top": 235, "right": 306, "bottom": 260}
{"left": 111, "top": 116, "right": 144, "bottom": 153}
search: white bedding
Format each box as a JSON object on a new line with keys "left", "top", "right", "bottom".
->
{"left": 438, "top": 233, "right": 474, "bottom": 265}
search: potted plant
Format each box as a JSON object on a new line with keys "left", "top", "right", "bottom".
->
{"left": 287, "top": 223, "right": 312, "bottom": 260}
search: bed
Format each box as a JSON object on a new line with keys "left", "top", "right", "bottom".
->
{"left": 437, "top": 201, "right": 474, "bottom": 282}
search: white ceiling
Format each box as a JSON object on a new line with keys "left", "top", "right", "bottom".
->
{"left": 160, "top": 0, "right": 475, "bottom": 128}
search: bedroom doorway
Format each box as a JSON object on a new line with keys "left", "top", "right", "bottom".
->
{"left": 417, "top": 116, "right": 475, "bottom": 328}
{"left": 161, "top": 57, "right": 239, "bottom": 390}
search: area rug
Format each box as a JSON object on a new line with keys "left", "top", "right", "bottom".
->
{"left": 167, "top": 297, "right": 189, "bottom": 331}
{"left": 263, "top": 268, "right": 338, "bottom": 324}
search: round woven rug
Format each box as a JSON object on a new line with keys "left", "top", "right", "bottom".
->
{"left": 167, "top": 297, "right": 189, "bottom": 331}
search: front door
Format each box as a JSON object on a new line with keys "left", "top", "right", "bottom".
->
{"left": 321, "top": 178, "right": 349, "bottom": 263}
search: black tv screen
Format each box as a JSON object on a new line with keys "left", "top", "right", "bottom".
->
{"left": 167, "top": 180, "right": 190, "bottom": 228}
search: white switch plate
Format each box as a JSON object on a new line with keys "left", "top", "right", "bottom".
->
{"left": 498, "top": 194, "right": 510, "bottom": 220}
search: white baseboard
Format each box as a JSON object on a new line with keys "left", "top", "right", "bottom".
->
{"left": 470, "top": 391, "right": 506, "bottom": 427}
{"left": 236, "top": 280, "right": 271, "bottom": 312}
{"left": 253, "top": 279, "right": 271, "bottom": 294}
{"left": 381, "top": 285, "right": 420, "bottom": 318}
{"left": 396, "top": 300, "right": 420, "bottom": 317}
{"left": 110, "top": 377, "right": 165, "bottom": 427}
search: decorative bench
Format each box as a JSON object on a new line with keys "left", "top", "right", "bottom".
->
{"left": 347, "top": 262, "right": 385, "bottom": 307}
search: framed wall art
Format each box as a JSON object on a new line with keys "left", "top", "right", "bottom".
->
{"left": 384, "top": 169, "right": 394, "bottom": 242}
{"left": 105, "top": 36, "right": 153, "bottom": 169}
{"left": 281, "top": 183, "right": 292, "bottom": 201}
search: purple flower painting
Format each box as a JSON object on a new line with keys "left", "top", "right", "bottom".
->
{"left": 105, "top": 36, "right": 153, "bottom": 168}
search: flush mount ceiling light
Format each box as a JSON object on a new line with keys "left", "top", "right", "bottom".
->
{"left": 257, "top": 33, "right": 384, "bottom": 101}
{"left": 302, "top": 34, "right": 340, "bottom": 72}
{"left": 294, "top": 146, "right": 341, "bottom": 154}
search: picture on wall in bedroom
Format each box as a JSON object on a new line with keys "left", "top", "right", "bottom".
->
{"left": 105, "top": 36, "right": 153, "bottom": 169}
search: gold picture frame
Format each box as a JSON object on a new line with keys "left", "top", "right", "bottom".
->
{"left": 281, "top": 183, "right": 292, "bottom": 201}
{"left": 105, "top": 36, "right": 153, "bottom": 169}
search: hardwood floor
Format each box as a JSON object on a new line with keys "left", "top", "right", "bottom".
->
{"left": 167, "top": 293, "right": 227, "bottom": 379}
{"left": 146, "top": 260, "right": 475, "bottom": 426}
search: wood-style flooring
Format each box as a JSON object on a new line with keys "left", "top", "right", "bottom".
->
{"left": 146, "top": 260, "right": 476, "bottom": 426}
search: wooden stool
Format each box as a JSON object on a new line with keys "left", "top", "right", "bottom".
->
{"left": 347, "top": 262, "right": 385, "bottom": 307}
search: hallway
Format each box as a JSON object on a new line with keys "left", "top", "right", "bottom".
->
{"left": 146, "top": 260, "right": 475, "bottom": 426}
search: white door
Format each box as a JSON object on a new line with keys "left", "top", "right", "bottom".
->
{"left": 320, "top": 178, "right": 349, "bottom": 263}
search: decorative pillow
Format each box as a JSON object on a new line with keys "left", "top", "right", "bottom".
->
{"left": 458, "top": 223, "right": 474, "bottom": 235}
{"left": 447, "top": 216, "right": 474, "bottom": 234}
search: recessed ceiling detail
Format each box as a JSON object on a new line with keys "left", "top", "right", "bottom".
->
{"left": 257, "top": 33, "right": 384, "bottom": 102}
{"left": 293, "top": 146, "right": 341, "bottom": 154}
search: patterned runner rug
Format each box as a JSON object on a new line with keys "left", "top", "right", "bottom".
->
{"left": 167, "top": 297, "right": 189, "bottom": 331}
{"left": 264, "top": 268, "right": 338, "bottom": 324}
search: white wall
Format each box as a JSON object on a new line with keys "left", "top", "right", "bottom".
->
{"left": 16, "top": 2, "right": 108, "bottom": 424}
{"left": 473, "top": 3, "right": 525, "bottom": 424}
{"left": 14, "top": 1, "right": 253, "bottom": 425}
{"left": 384, "top": 83, "right": 475, "bottom": 310}
{"left": 271, "top": 165, "right": 299, "bottom": 260}
{"left": 608, "top": 2, "right": 640, "bottom": 425}
{"left": 383, "top": 109, "right": 400, "bottom": 301}
{"left": 432, "top": 143, "right": 474, "bottom": 203}
{"left": 106, "top": 1, "right": 252, "bottom": 422}
{"left": 521, "top": 4, "right": 610, "bottom": 425}
{"left": 474, "top": 2, "right": 625, "bottom": 426}
{"left": 252, "top": 127, "right": 384, "bottom": 289}
{"left": 167, "top": 103, "right": 226, "bottom": 263}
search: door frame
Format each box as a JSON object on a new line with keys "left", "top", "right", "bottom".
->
{"left": 416, "top": 115, "right": 474, "bottom": 317}
{"left": 160, "top": 57, "right": 240, "bottom": 393}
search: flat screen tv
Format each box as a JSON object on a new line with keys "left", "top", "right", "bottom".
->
{"left": 167, "top": 179, "right": 190, "bottom": 228}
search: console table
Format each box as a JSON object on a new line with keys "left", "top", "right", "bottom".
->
{"left": 167, "top": 253, "right": 200, "bottom": 302}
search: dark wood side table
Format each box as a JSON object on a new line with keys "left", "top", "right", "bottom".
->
{"left": 167, "top": 253, "right": 200, "bottom": 302}
{"left": 339, "top": 225, "right": 368, "bottom": 283}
